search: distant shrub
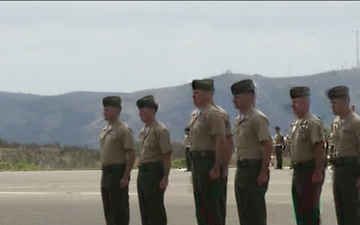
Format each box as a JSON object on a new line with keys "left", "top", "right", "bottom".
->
{"left": 172, "top": 158, "right": 186, "bottom": 169}
{"left": 0, "top": 138, "right": 187, "bottom": 171}
{"left": 0, "top": 162, "right": 41, "bottom": 171}
{"left": 0, "top": 162, "right": 12, "bottom": 170}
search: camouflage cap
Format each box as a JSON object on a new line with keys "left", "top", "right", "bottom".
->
{"left": 289, "top": 86, "right": 310, "bottom": 99}
{"left": 192, "top": 79, "right": 214, "bottom": 92}
{"left": 136, "top": 95, "right": 159, "bottom": 112}
{"left": 326, "top": 86, "right": 349, "bottom": 100}
{"left": 102, "top": 96, "right": 121, "bottom": 108}
{"left": 230, "top": 79, "right": 255, "bottom": 95}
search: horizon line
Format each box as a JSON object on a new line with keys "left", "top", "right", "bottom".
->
{"left": 0, "top": 68, "right": 357, "bottom": 97}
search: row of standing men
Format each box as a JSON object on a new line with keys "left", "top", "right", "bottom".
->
{"left": 99, "top": 78, "right": 360, "bottom": 225}
{"left": 184, "top": 123, "right": 288, "bottom": 172}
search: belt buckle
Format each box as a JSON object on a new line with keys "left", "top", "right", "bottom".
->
{"left": 102, "top": 164, "right": 111, "bottom": 172}
{"left": 336, "top": 159, "right": 342, "bottom": 166}
{"left": 292, "top": 163, "right": 300, "bottom": 169}
{"left": 339, "top": 159, "right": 345, "bottom": 166}
{"left": 238, "top": 159, "right": 247, "bottom": 167}
{"left": 140, "top": 164, "right": 147, "bottom": 171}
{"left": 334, "top": 158, "right": 343, "bottom": 166}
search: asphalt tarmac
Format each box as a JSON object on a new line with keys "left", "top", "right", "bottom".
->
{"left": 0, "top": 168, "right": 336, "bottom": 225}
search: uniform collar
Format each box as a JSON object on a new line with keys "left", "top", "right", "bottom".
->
{"left": 340, "top": 110, "right": 354, "bottom": 125}
{"left": 240, "top": 106, "right": 255, "bottom": 119}
{"left": 102, "top": 120, "right": 120, "bottom": 131}
{"left": 344, "top": 110, "right": 354, "bottom": 120}
{"left": 198, "top": 103, "right": 212, "bottom": 113}
{"left": 144, "top": 120, "right": 158, "bottom": 129}
{"left": 297, "top": 112, "right": 311, "bottom": 122}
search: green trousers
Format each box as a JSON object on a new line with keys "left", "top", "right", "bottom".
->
{"left": 291, "top": 165, "right": 325, "bottom": 225}
{"left": 220, "top": 171, "right": 228, "bottom": 225}
{"left": 101, "top": 165, "right": 129, "bottom": 225}
{"left": 137, "top": 162, "right": 167, "bottom": 225}
{"left": 333, "top": 163, "right": 360, "bottom": 225}
{"left": 192, "top": 158, "right": 226, "bottom": 225}
{"left": 235, "top": 166, "right": 269, "bottom": 225}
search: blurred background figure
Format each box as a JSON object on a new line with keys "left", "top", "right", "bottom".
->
{"left": 273, "top": 126, "right": 285, "bottom": 169}
{"left": 183, "top": 127, "right": 192, "bottom": 172}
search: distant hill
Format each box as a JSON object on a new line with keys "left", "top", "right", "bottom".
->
{"left": 1, "top": 69, "right": 359, "bottom": 148}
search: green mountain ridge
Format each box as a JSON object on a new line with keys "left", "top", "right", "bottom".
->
{"left": 0, "top": 69, "right": 359, "bottom": 148}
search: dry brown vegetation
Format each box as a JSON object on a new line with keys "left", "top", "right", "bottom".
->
{"left": 0, "top": 138, "right": 187, "bottom": 171}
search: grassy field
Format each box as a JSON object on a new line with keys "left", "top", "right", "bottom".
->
{"left": 0, "top": 140, "right": 291, "bottom": 172}
{"left": 0, "top": 139, "right": 189, "bottom": 171}
{"left": 0, "top": 161, "right": 189, "bottom": 171}
{"left": 0, "top": 158, "right": 292, "bottom": 171}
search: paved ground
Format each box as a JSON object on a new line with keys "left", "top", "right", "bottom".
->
{"left": 0, "top": 168, "right": 336, "bottom": 225}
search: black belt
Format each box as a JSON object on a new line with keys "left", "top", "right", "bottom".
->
{"left": 332, "top": 156, "right": 360, "bottom": 167}
{"left": 190, "top": 150, "right": 215, "bottom": 159}
{"left": 237, "top": 159, "right": 262, "bottom": 169}
{"left": 291, "top": 160, "right": 316, "bottom": 170}
{"left": 101, "top": 164, "right": 125, "bottom": 172}
{"left": 138, "top": 162, "right": 163, "bottom": 172}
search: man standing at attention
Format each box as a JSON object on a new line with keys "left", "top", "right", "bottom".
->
{"left": 288, "top": 87, "right": 326, "bottom": 225}
{"left": 274, "top": 126, "right": 285, "bottom": 169}
{"left": 326, "top": 86, "right": 360, "bottom": 225}
{"left": 328, "top": 121, "right": 339, "bottom": 169}
{"left": 100, "top": 96, "right": 136, "bottom": 225}
{"left": 210, "top": 79, "right": 234, "bottom": 225}
{"left": 189, "top": 79, "right": 228, "bottom": 225}
{"left": 136, "top": 95, "right": 172, "bottom": 225}
{"left": 184, "top": 127, "right": 192, "bottom": 172}
{"left": 231, "top": 79, "right": 273, "bottom": 225}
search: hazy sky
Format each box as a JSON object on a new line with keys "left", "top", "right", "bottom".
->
{"left": 1, "top": 1, "right": 360, "bottom": 95}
